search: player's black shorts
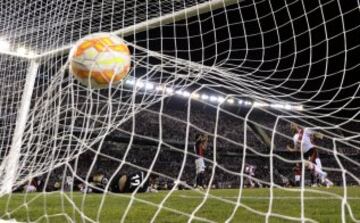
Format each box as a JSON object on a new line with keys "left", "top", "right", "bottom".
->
{"left": 304, "top": 148, "right": 318, "bottom": 162}
{"left": 109, "top": 173, "right": 122, "bottom": 193}
{"left": 110, "top": 171, "right": 148, "bottom": 193}
{"left": 123, "top": 171, "right": 148, "bottom": 193}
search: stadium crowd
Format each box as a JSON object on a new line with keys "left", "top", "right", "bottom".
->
{"left": 17, "top": 106, "right": 360, "bottom": 193}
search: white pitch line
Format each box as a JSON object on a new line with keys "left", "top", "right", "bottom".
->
{"left": 177, "top": 195, "right": 360, "bottom": 200}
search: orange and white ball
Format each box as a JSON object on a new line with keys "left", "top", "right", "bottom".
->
{"left": 69, "top": 33, "right": 131, "bottom": 89}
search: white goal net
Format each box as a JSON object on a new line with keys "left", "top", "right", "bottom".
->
{"left": 0, "top": 0, "right": 359, "bottom": 222}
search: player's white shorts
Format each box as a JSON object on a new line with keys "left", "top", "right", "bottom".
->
{"left": 295, "top": 175, "right": 301, "bottom": 182}
{"left": 195, "top": 158, "right": 205, "bottom": 174}
{"left": 24, "top": 185, "right": 37, "bottom": 193}
{"left": 315, "top": 158, "right": 322, "bottom": 169}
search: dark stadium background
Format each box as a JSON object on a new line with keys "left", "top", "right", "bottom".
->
{"left": 129, "top": 0, "right": 360, "bottom": 123}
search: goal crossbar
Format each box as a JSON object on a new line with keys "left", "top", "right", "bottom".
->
{"left": 34, "top": 0, "right": 239, "bottom": 59}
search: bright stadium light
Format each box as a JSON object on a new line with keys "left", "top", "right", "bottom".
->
{"left": 175, "top": 90, "right": 183, "bottom": 95}
{"left": 254, "top": 102, "right": 269, "bottom": 107}
{"left": 125, "top": 79, "right": 135, "bottom": 85}
{"left": 217, "top": 96, "right": 225, "bottom": 103}
{"left": 165, "top": 87, "right": 174, "bottom": 94}
{"left": 156, "top": 85, "right": 164, "bottom": 91}
{"left": 191, "top": 93, "right": 200, "bottom": 99}
{"left": 284, "top": 104, "right": 292, "bottom": 110}
{"left": 135, "top": 81, "right": 145, "bottom": 88}
{"left": 238, "top": 99, "right": 243, "bottom": 105}
{"left": 0, "top": 39, "right": 10, "bottom": 51}
{"left": 182, "top": 91, "right": 190, "bottom": 97}
{"left": 244, "top": 101, "right": 252, "bottom": 106}
{"left": 227, "top": 98, "right": 234, "bottom": 104}
{"left": 210, "top": 95, "right": 218, "bottom": 102}
{"left": 201, "top": 94, "right": 209, "bottom": 100}
{"left": 145, "top": 82, "right": 154, "bottom": 90}
{"left": 27, "top": 50, "right": 36, "bottom": 57}
{"left": 271, "top": 104, "right": 284, "bottom": 109}
{"left": 16, "top": 47, "right": 27, "bottom": 55}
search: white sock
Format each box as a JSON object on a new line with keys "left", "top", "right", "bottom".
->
{"left": 314, "top": 164, "right": 327, "bottom": 181}
{"left": 315, "top": 158, "right": 322, "bottom": 169}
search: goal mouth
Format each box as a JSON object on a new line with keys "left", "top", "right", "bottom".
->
{"left": 0, "top": 0, "right": 359, "bottom": 222}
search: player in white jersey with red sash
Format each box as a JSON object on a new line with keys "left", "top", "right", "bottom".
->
{"left": 287, "top": 123, "right": 333, "bottom": 187}
{"left": 194, "top": 133, "right": 208, "bottom": 190}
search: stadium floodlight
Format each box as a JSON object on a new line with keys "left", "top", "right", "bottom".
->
{"left": 191, "top": 93, "right": 200, "bottom": 99}
{"left": 182, "top": 91, "right": 190, "bottom": 97}
{"left": 201, "top": 94, "right": 209, "bottom": 100}
{"left": 227, "top": 98, "right": 234, "bottom": 104}
{"left": 175, "top": 90, "right": 183, "bottom": 95}
{"left": 156, "top": 85, "right": 164, "bottom": 91}
{"left": 254, "top": 102, "right": 269, "bottom": 107}
{"left": 165, "top": 87, "right": 174, "bottom": 94}
{"left": 135, "top": 80, "right": 145, "bottom": 88}
{"left": 27, "top": 50, "right": 36, "bottom": 57}
{"left": 210, "top": 95, "right": 218, "bottom": 102}
{"left": 125, "top": 79, "right": 135, "bottom": 85}
{"left": 145, "top": 82, "right": 154, "bottom": 90}
{"left": 244, "top": 101, "right": 252, "bottom": 106}
{"left": 284, "top": 104, "right": 292, "bottom": 110}
{"left": 0, "top": 39, "right": 10, "bottom": 51}
{"left": 270, "top": 104, "right": 284, "bottom": 109}
{"left": 238, "top": 99, "right": 243, "bottom": 105}
{"left": 217, "top": 96, "right": 225, "bottom": 103}
{"left": 16, "top": 47, "right": 27, "bottom": 55}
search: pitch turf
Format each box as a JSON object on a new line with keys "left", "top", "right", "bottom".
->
{"left": 0, "top": 187, "right": 359, "bottom": 222}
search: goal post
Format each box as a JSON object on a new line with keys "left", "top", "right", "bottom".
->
{"left": 0, "top": 60, "right": 39, "bottom": 195}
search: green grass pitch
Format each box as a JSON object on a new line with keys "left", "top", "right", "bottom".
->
{"left": 0, "top": 187, "right": 359, "bottom": 222}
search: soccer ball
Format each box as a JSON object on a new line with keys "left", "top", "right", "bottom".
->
{"left": 69, "top": 33, "right": 131, "bottom": 89}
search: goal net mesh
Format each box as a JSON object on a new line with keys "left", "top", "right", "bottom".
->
{"left": 0, "top": 0, "right": 359, "bottom": 222}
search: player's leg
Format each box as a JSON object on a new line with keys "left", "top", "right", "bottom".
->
{"left": 118, "top": 175, "right": 127, "bottom": 192}
{"left": 248, "top": 174, "right": 255, "bottom": 188}
{"left": 310, "top": 149, "right": 319, "bottom": 186}
{"left": 294, "top": 175, "right": 301, "bottom": 187}
{"left": 304, "top": 149, "right": 317, "bottom": 186}
{"left": 312, "top": 149, "right": 331, "bottom": 184}
{"left": 195, "top": 172, "right": 204, "bottom": 189}
{"left": 310, "top": 169, "right": 316, "bottom": 186}
{"left": 198, "top": 171, "right": 205, "bottom": 188}
{"left": 194, "top": 158, "right": 200, "bottom": 188}
{"left": 314, "top": 153, "right": 333, "bottom": 187}
{"left": 255, "top": 178, "right": 262, "bottom": 188}
{"left": 314, "top": 156, "right": 321, "bottom": 185}
{"left": 194, "top": 158, "right": 205, "bottom": 189}
{"left": 307, "top": 148, "right": 326, "bottom": 186}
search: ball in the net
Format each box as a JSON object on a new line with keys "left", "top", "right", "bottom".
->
{"left": 69, "top": 33, "right": 131, "bottom": 89}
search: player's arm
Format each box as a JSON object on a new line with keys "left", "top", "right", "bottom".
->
{"left": 287, "top": 133, "right": 300, "bottom": 152}
{"left": 203, "top": 134, "right": 208, "bottom": 147}
{"left": 287, "top": 143, "right": 299, "bottom": 152}
{"left": 304, "top": 128, "right": 323, "bottom": 140}
{"left": 312, "top": 132, "right": 323, "bottom": 140}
